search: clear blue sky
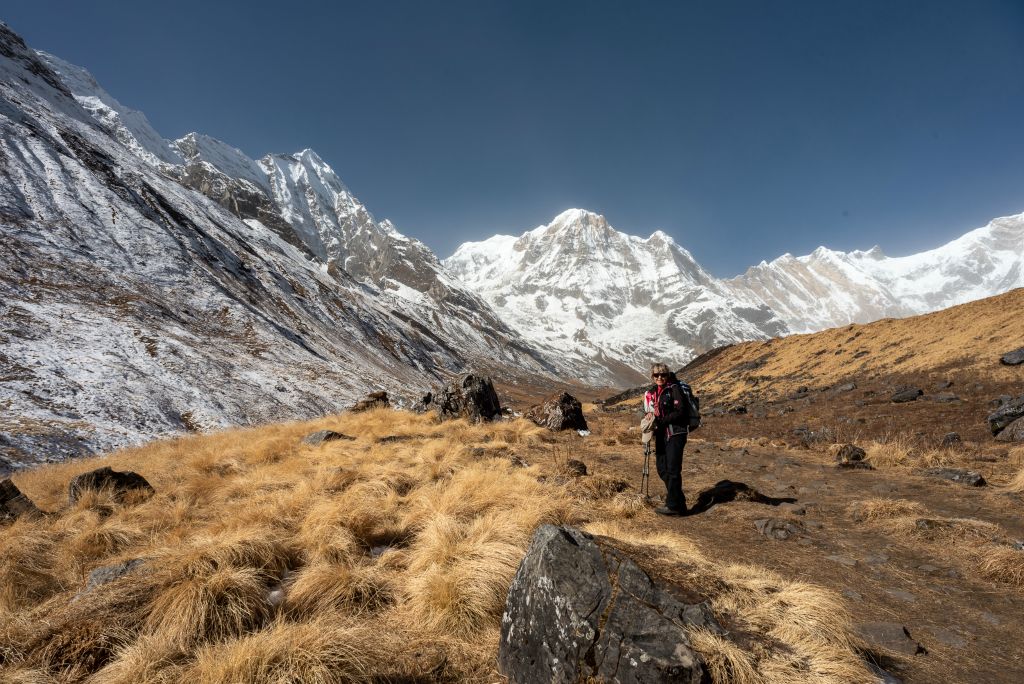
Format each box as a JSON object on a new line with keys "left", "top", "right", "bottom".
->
{"left": 5, "top": 1, "right": 1024, "bottom": 275}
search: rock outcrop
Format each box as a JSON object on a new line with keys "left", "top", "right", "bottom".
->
{"left": 67, "top": 467, "right": 155, "bottom": 505}
{"left": 1, "top": 478, "right": 41, "bottom": 523}
{"left": 987, "top": 395, "right": 1024, "bottom": 436}
{"left": 351, "top": 391, "right": 389, "bottom": 412}
{"left": 891, "top": 387, "right": 923, "bottom": 403}
{"left": 525, "top": 392, "right": 588, "bottom": 431}
{"left": 499, "top": 524, "right": 711, "bottom": 683}
{"left": 994, "top": 416, "right": 1024, "bottom": 443}
{"left": 436, "top": 374, "right": 501, "bottom": 423}
{"left": 922, "top": 468, "right": 986, "bottom": 487}
{"left": 1000, "top": 347, "right": 1024, "bottom": 366}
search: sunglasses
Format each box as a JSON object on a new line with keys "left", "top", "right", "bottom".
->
{"left": 652, "top": 373, "right": 669, "bottom": 378}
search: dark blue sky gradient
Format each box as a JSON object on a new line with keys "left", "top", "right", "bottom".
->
{"left": 5, "top": 1, "right": 1024, "bottom": 275}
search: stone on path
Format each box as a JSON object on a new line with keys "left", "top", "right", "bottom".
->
{"left": 857, "top": 622, "right": 926, "bottom": 656}
{"left": 922, "top": 467, "right": 986, "bottom": 487}
{"left": 499, "top": 525, "right": 711, "bottom": 683}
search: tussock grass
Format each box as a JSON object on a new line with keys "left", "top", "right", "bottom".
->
{"left": 979, "top": 547, "right": 1024, "bottom": 588}
{"left": 1, "top": 408, "right": 872, "bottom": 682}
{"left": 847, "top": 498, "right": 926, "bottom": 522}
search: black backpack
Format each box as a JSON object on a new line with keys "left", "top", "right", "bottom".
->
{"left": 675, "top": 382, "right": 701, "bottom": 432}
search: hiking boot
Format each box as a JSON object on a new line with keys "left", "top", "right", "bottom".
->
{"left": 655, "top": 506, "right": 683, "bottom": 517}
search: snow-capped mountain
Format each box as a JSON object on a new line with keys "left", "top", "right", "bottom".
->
{"left": 0, "top": 23, "right": 560, "bottom": 470}
{"left": 445, "top": 209, "right": 787, "bottom": 372}
{"left": 448, "top": 208, "right": 1024, "bottom": 372}
{"left": 728, "top": 213, "right": 1024, "bottom": 332}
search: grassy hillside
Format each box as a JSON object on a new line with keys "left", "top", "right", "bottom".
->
{"left": 682, "top": 287, "right": 1024, "bottom": 401}
{"left": 1, "top": 409, "right": 874, "bottom": 683}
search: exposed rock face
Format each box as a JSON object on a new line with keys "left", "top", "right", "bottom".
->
{"left": 302, "top": 430, "right": 356, "bottom": 446}
{"left": 891, "top": 387, "right": 923, "bottom": 403}
{"left": 1, "top": 478, "right": 41, "bottom": 522}
{"left": 1000, "top": 347, "right": 1024, "bottom": 366}
{"left": 922, "top": 468, "right": 986, "bottom": 487}
{"left": 68, "top": 467, "right": 155, "bottom": 505}
{"left": 499, "top": 525, "right": 709, "bottom": 684}
{"left": 987, "top": 395, "right": 1024, "bottom": 435}
{"left": 85, "top": 558, "right": 146, "bottom": 590}
{"left": 857, "top": 622, "right": 926, "bottom": 656}
{"left": 525, "top": 392, "right": 588, "bottom": 431}
{"left": 436, "top": 374, "right": 501, "bottom": 423}
{"left": 994, "top": 416, "right": 1024, "bottom": 443}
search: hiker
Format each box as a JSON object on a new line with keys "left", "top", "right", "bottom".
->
{"left": 643, "top": 363, "right": 690, "bottom": 516}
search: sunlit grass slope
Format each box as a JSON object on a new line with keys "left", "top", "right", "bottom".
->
{"left": 1, "top": 409, "right": 873, "bottom": 683}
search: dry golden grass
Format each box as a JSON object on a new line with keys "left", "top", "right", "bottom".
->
{"left": 1004, "top": 458, "right": 1024, "bottom": 492}
{"left": 1, "top": 407, "right": 873, "bottom": 683}
{"left": 686, "top": 288, "right": 1024, "bottom": 399}
{"left": 861, "top": 435, "right": 952, "bottom": 470}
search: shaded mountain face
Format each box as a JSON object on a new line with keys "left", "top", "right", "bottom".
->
{"left": 445, "top": 209, "right": 788, "bottom": 372}
{"left": 0, "top": 23, "right": 562, "bottom": 469}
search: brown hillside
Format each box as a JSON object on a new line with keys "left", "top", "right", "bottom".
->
{"left": 683, "top": 288, "right": 1024, "bottom": 402}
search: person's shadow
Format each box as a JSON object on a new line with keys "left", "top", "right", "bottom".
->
{"left": 686, "top": 480, "right": 796, "bottom": 517}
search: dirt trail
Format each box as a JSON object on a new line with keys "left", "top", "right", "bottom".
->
{"left": 582, "top": 426, "right": 1024, "bottom": 684}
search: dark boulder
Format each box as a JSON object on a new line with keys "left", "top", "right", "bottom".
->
{"left": 1000, "top": 347, "right": 1024, "bottom": 366}
{"left": 1, "top": 479, "right": 41, "bottom": 523}
{"left": 922, "top": 467, "right": 986, "bottom": 487}
{"left": 994, "top": 416, "right": 1024, "bottom": 443}
{"left": 302, "top": 430, "right": 356, "bottom": 446}
{"left": 499, "top": 525, "right": 710, "bottom": 684}
{"left": 351, "top": 390, "right": 389, "bottom": 412}
{"left": 835, "top": 444, "right": 867, "bottom": 464}
{"left": 525, "top": 392, "right": 588, "bottom": 431}
{"left": 987, "top": 395, "right": 1024, "bottom": 435}
{"left": 436, "top": 374, "right": 501, "bottom": 423}
{"left": 564, "top": 459, "right": 588, "bottom": 477}
{"left": 68, "top": 467, "right": 155, "bottom": 505}
{"left": 891, "top": 387, "right": 923, "bottom": 403}
{"left": 411, "top": 392, "right": 434, "bottom": 413}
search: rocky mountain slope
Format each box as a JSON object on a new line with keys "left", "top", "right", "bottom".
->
{"left": 449, "top": 209, "right": 1024, "bottom": 369}
{"left": 0, "top": 24, "right": 561, "bottom": 470}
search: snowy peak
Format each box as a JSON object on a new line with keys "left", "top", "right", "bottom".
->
{"left": 173, "top": 132, "right": 266, "bottom": 190}
{"left": 35, "top": 49, "right": 183, "bottom": 166}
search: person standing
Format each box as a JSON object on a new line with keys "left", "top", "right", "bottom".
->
{"left": 643, "top": 363, "right": 690, "bottom": 516}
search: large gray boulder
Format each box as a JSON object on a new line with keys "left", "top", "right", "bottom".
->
{"left": 499, "top": 525, "right": 711, "bottom": 683}
{"left": 436, "top": 374, "right": 501, "bottom": 423}
{"left": 987, "top": 395, "right": 1024, "bottom": 436}
{"left": 994, "top": 416, "right": 1024, "bottom": 443}
{"left": 1, "top": 479, "right": 41, "bottom": 523}
{"left": 68, "top": 467, "right": 155, "bottom": 505}
{"left": 525, "top": 392, "right": 588, "bottom": 431}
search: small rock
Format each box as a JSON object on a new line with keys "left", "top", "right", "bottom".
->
{"left": 351, "top": 390, "right": 389, "bottom": 412}
{"left": 930, "top": 392, "right": 960, "bottom": 403}
{"left": 842, "top": 589, "right": 863, "bottom": 601}
{"left": 727, "top": 405, "right": 747, "bottom": 414}
{"left": 857, "top": 622, "right": 926, "bottom": 656}
{"left": 564, "top": 459, "right": 588, "bottom": 477}
{"left": 828, "top": 554, "right": 858, "bottom": 567}
{"left": 836, "top": 461, "right": 874, "bottom": 471}
{"left": 939, "top": 432, "right": 961, "bottom": 447}
{"left": 934, "top": 380, "right": 954, "bottom": 390}
{"left": 68, "top": 467, "right": 155, "bottom": 506}
{"left": 864, "top": 553, "right": 889, "bottom": 566}
{"left": 754, "top": 518, "right": 802, "bottom": 540}
{"left": 302, "top": 430, "right": 356, "bottom": 446}
{"left": 378, "top": 434, "right": 413, "bottom": 444}
{"left": 1, "top": 478, "right": 41, "bottom": 523}
{"left": 917, "top": 564, "right": 939, "bottom": 574}
{"left": 885, "top": 589, "right": 916, "bottom": 602}
{"left": 835, "top": 444, "right": 867, "bottom": 464}
{"left": 86, "top": 558, "right": 146, "bottom": 590}
{"left": 1000, "top": 347, "right": 1024, "bottom": 366}
{"left": 891, "top": 387, "right": 923, "bottom": 403}
{"left": 922, "top": 467, "right": 986, "bottom": 487}
{"left": 835, "top": 382, "right": 857, "bottom": 392}
{"left": 508, "top": 454, "right": 529, "bottom": 468}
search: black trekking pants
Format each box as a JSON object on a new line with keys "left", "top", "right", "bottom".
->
{"left": 655, "top": 432, "right": 687, "bottom": 512}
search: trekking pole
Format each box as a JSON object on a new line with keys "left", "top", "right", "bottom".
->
{"left": 641, "top": 442, "right": 651, "bottom": 499}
